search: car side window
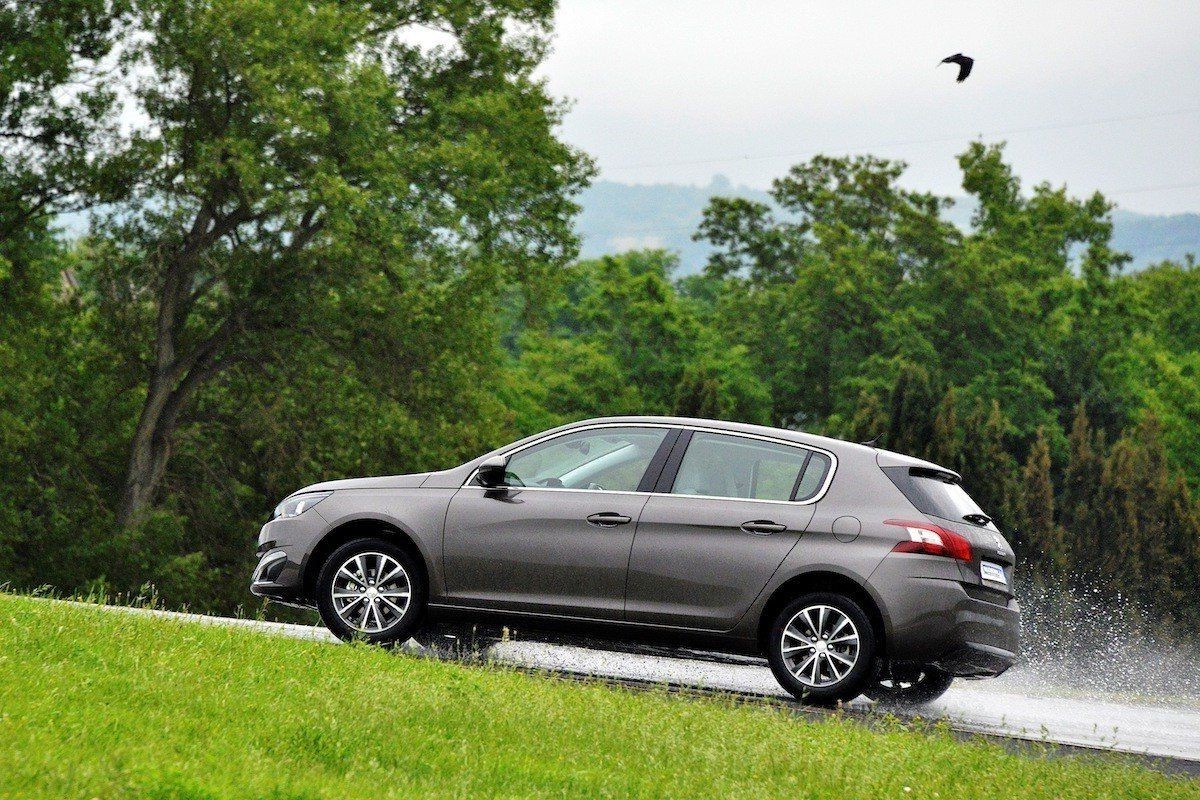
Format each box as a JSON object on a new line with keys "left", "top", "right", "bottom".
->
{"left": 670, "top": 432, "right": 831, "bottom": 502}
{"left": 500, "top": 427, "right": 668, "bottom": 492}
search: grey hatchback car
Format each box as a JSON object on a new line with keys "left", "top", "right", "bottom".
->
{"left": 251, "top": 416, "right": 1019, "bottom": 704}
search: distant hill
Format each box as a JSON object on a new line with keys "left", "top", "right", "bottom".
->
{"left": 1110, "top": 209, "right": 1200, "bottom": 267}
{"left": 55, "top": 181, "right": 1200, "bottom": 275}
{"left": 576, "top": 178, "right": 1200, "bottom": 275}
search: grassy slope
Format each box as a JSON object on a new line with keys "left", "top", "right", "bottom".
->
{"left": 1, "top": 595, "right": 1196, "bottom": 800}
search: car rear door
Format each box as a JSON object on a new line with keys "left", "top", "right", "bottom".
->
{"left": 442, "top": 425, "right": 676, "bottom": 620}
{"left": 625, "top": 429, "right": 834, "bottom": 631}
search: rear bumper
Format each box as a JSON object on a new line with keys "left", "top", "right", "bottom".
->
{"left": 873, "top": 561, "right": 1020, "bottom": 677}
{"left": 935, "top": 641, "right": 1017, "bottom": 677}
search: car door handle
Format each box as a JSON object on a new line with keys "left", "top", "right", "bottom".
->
{"left": 741, "top": 520, "right": 787, "bottom": 534}
{"left": 586, "top": 512, "right": 632, "bottom": 527}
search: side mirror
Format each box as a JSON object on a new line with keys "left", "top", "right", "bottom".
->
{"left": 476, "top": 455, "right": 510, "bottom": 488}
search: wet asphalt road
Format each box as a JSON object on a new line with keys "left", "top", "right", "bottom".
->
{"left": 85, "top": 603, "right": 1200, "bottom": 766}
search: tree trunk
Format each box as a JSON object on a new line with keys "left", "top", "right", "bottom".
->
{"left": 114, "top": 372, "right": 177, "bottom": 529}
{"left": 114, "top": 327, "right": 239, "bottom": 529}
{"left": 113, "top": 205, "right": 311, "bottom": 528}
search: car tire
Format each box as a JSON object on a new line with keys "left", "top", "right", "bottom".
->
{"left": 864, "top": 666, "right": 954, "bottom": 705}
{"left": 767, "top": 592, "right": 878, "bottom": 705}
{"left": 315, "top": 537, "right": 426, "bottom": 646}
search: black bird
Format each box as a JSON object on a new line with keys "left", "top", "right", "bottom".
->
{"left": 940, "top": 52, "right": 974, "bottom": 82}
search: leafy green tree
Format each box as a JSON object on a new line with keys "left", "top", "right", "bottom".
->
{"left": 884, "top": 362, "right": 941, "bottom": 460}
{"left": 696, "top": 155, "right": 951, "bottom": 427}
{"left": 1060, "top": 403, "right": 1105, "bottom": 572}
{"left": 0, "top": 232, "right": 135, "bottom": 591}
{"left": 6, "top": 0, "right": 590, "bottom": 527}
{"left": 672, "top": 346, "right": 771, "bottom": 425}
{"left": 502, "top": 332, "right": 643, "bottom": 433}
{"left": 0, "top": 0, "right": 131, "bottom": 240}
{"left": 562, "top": 251, "right": 700, "bottom": 412}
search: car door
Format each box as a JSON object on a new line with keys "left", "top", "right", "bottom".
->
{"left": 442, "top": 425, "right": 676, "bottom": 620}
{"left": 625, "top": 430, "right": 834, "bottom": 630}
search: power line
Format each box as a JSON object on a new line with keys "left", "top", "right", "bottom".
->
{"left": 603, "top": 107, "right": 1200, "bottom": 172}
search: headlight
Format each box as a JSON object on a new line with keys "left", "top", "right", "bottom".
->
{"left": 273, "top": 491, "right": 333, "bottom": 520}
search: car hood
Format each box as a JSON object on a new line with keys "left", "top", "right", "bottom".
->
{"left": 290, "top": 472, "right": 433, "bottom": 495}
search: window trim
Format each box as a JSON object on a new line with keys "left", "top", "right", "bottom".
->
{"left": 461, "top": 422, "right": 838, "bottom": 505}
{"left": 788, "top": 450, "right": 815, "bottom": 501}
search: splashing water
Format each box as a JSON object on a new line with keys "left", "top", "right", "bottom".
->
{"left": 999, "top": 580, "right": 1200, "bottom": 706}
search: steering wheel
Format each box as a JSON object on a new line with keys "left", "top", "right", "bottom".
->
{"left": 534, "top": 477, "right": 564, "bottom": 488}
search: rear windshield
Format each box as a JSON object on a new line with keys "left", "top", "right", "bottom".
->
{"left": 882, "top": 467, "right": 986, "bottom": 521}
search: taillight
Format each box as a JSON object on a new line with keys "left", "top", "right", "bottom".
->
{"left": 884, "top": 519, "right": 973, "bottom": 562}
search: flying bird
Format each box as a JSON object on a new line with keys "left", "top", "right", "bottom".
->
{"left": 940, "top": 52, "right": 974, "bottom": 83}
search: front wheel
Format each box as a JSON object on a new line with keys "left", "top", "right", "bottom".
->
{"left": 864, "top": 666, "right": 954, "bottom": 705}
{"left": 767, "top": 592, "right": 877, "bottom": 705}
{"left": 315, "top": 538, "right": 426, "bottom": 646}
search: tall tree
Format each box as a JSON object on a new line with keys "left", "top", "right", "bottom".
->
{"left": 1060, "top": 402, "right": 1105, "bottom": 571}
{"left": 1014, "top": 427, "right": 1067, "bottom": 574}
{"left": 6, "top": 0, "right": 591, "bottom": 527}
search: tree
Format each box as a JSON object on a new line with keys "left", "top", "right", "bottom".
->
{"left": 1060, "top": 403, "right": 1105, "bottom": 572}
{"left": 556, "top": 251, "right": 701, "bottom": 413}
{"left": 1014, "top": 427, "right": 1068, "bottom": 574}
{"left": 0, "top": 0, "right": 131, "bottom": 242}
{"left": 885, "top": 362, "right": 941, "bottom": 460}
{"left": 672, "top": 346, "right": 771, "bottom": 425}
{"left": 695, "top": 155, "right": 951, "bottom": 427}
{"left": 5, "top": 0, "right": 591, "bottom": 527}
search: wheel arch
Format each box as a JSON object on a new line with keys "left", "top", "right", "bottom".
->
{"left": 756, "top": 569, "right": 889, "bottom": 658}
{"left": 301, "top": 516, "right": 432, "bottom": 602}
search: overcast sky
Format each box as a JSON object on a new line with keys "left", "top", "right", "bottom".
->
{"left": 538, "top": 1, "right": 1200, "bottom": 214}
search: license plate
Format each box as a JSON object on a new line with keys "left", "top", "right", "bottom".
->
{"left": 980, "top": 560, "right": 1007, "bottom": 586}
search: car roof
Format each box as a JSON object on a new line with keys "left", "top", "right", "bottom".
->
{"left": 559, "top": 415, "right": 958, "bottom": 478}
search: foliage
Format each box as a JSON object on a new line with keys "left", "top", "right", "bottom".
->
{"left": 3, "top": 0, "right": 592, "bottom": 531}
{"left": 690, "top": 144, "right": 1200, "bottom": 624}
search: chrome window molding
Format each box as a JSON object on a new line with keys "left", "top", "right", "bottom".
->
{"left": 462, "top": 422, "right": 839, "bottom": 506}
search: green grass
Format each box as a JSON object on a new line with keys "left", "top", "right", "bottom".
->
{"left": 1, "top": 595, "right": 1196, "bottom": 800}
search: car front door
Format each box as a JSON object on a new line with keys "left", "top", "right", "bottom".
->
{"left": 625, "top": 430, "right": 834, "bottom": 630}
{"left": 442, "top": 426, "right": 675, "bottom": 620}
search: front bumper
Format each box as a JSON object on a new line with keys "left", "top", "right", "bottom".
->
{"left": 249, "top": 548, "right": 302, "bottom": 600}
{"left": 248, "top": 513, "right": 326, "bottom": 605}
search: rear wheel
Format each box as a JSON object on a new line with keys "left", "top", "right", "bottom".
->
{"left": 864, "top": 666, "right": 954, "bottom": 705}
{"left": 315, "top": 538, "right": 426, "bottom": 645}
{"left": 767, "top": 592, "right": 877, "bottom": 705}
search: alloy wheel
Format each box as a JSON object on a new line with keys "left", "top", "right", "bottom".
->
{"left": 780, "top": 604, "right": 861, "bottom": 688}
{"left": 330, "top": 551, "right": 411, "bottom": 633}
